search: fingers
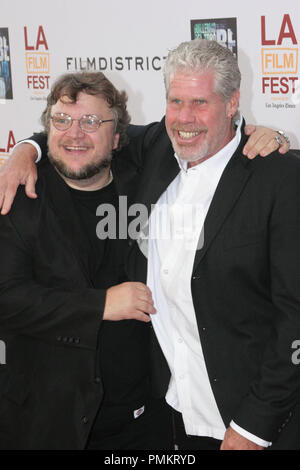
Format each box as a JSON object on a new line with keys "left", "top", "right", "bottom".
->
{"left": 130, "top": 310, "right": 152, "bottom": 323}
{"left": 243, "top": 125, "right": 290, "bottom": 159}
{"left": 278, "top": 139, "right": 290, "bottom": 154}
{"left": 244, "top": 124, "right": 256, "bottom": 136}
{"left": 103, "top": 282, "right": 156, "bottom": 322}
{"left": 1, "top": 178, "right": 37, "bottom": 215}
{"left": 0, "top": 185, "right": 5, "bottom": 212}
{"left": 136, "top": 299, "right": 156, "bottom": 316}
{"left": 0, "top": 143, "right": 39, "bottom": 215}
{"left": 0, "top": 181, "right": 19, "bottom": 215}
{"left": 130, "top": 283, "right": 156, "bottom": 317}
{"left": 244, "top": 134, "right": 279, "bottom": 159}
{"left": 25, "top": 173, "right": 38, "bottom": 199}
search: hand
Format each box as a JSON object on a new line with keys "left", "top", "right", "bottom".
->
{"left": 220, "top": 427, "right": 264, "bottom": 451}
{"left": 0, "top": 143, "right": 38, "bottom": 215}
{"left": 243, "top": 125, "right": 290, "bottom": 159}
{"left": 103, "top": 282, "right": 156, "bottom": 322}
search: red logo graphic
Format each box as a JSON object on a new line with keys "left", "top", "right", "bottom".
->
{"left": 24, "top": 26, "right": 50, "bottom": 91}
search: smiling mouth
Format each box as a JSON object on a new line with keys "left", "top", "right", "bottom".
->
{"left": 63, "top": 145, "right": 91, "bottom": 152}
{"left": 178, "top": 130, "right": 201, "bottom": 139}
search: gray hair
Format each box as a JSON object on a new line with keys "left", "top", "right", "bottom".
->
{"left": 163, "top": 39, "right": 241, "bottom": 119}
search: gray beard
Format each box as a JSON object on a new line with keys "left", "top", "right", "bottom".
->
{"left": 48, "top": 151, "right": 112, "bottom": 181}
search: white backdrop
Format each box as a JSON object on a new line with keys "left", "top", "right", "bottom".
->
{"left": 1, "top": 0, "right": 299, "bottom": 165}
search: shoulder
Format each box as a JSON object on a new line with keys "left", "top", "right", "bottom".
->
{"left": 249, "top": 150, "right": 300, "bottom": 178}
{"left": 128, "top": 117, "right": 168, "bottom": 151}
{"left": 113, "top": 118, "right": 168, "bottom": 170}
{"left": 243, "top": 150, "right": 300, "bottom": 203}
{"left": 7, "top": 160, "right": 56, "bottom": 223}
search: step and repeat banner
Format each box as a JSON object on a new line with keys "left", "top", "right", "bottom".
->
{"left": 1, "top": 0, "right": 299, "bottom": 165}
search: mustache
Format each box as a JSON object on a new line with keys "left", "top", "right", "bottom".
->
{"left": 59, "top": 140, "right": 94, "bottom": 148}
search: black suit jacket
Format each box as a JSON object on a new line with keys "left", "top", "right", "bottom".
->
{"left": 126, "top": 118, "right": 300, "bottom": 449}
{"left": 0, "top": 138, "right": 148, "bottom": 450}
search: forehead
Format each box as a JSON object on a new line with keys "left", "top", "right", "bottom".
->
{"left": 168, "top": 70, "right": 217, "bottom": 98}
{"left": 51, "top": 91, "right": 111, "bottom": 116}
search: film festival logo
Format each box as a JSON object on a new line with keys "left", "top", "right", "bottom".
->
{"left": 0, "top": 28, "right": 15, "bottom": 166}
{"left": 0, "top": 130, "right": 16, "bottom": 166}
{"left": 261, "top": 14, "right": 299, "bottom": 108}
{"left": 24, "top": 25, "right": 51, "bottom": 99}
{"left": 191, "top": 17, "right": 237, "bottom": 57}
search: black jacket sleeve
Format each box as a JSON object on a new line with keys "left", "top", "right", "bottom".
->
{"left": 0, "top": 188, "right": 105, "bottom": 351}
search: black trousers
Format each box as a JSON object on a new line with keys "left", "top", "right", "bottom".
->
{"left": 86, "top": 398, "right": 173, "bottom": 450}
{"left": 172, "top": 408, "right": 222, "bottom": 451}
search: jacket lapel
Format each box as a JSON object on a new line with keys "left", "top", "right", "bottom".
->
{"left": 193, "top": 135, "right": 253, "bottom": 273}
{"left": 134, "top": 125, "right": 179, "bottom": 211}
{"left": 130, "top": 127, "right": 179, "bottom": 257}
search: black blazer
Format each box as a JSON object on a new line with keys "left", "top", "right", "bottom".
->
{"left": 126, "top": 118, "right": 300, "bottom": 449}
{"left": 0, "top": 138, "right": 148, "bottom": 450}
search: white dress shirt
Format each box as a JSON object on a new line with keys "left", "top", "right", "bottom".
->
{"left": 147, "top": 121, "right": 271, "bottom": 447}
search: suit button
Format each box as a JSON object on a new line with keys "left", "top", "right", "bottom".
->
{"left": 94, "top": 377, "right": 101, "bottom": 384}
{"left": 74, "top": 338, "right": 80, "bottom": 344}
{"left": 82, "top": 416, "right": 89, "bottom": 424}
{"left": 56, "top": 336, "right": 62, "bottom": 342}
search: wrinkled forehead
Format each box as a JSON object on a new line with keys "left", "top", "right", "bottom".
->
{"left": 51, "top": 91, "right": 112, "bottom": 115}
{"left": 167, "top": 69, "right": 218, "bottom": 97}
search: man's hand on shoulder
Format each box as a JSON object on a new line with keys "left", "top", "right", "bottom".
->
{"left": 243, "top": 125, "right": 290, "bottom": 159}
{"left": 0, "top": 143, "right": 38, "bottom": 215}
{"left": 220, "top": 427, "right": 264, "bottom": 451}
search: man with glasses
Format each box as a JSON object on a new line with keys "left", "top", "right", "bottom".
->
{"left": 0, "top": 71, "right": 173, "bottom": 450}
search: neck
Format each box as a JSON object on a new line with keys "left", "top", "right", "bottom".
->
{"left": 61, "top": 168, "right": 112, "bottom": 191}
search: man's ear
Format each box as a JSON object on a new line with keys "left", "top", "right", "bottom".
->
{"left": 113, "top": 133, "right": 120, "bottom": 150}
{"left": 226, "top": 90, "right": 240, "bottom": 118}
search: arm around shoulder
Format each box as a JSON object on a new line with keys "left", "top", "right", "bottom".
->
{"left": 0, "top": 135, "right": 45, "bottom": 214}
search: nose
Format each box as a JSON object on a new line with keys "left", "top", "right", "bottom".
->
{"left": 65, "top": 120, "right": 85, "bottom": 138}
{"left": 176, "top": 103, "right": 195, "bottom": 124}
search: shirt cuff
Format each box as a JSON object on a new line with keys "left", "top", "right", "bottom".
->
{"left": 230, "top": 420, "right": 272, "bottom": 448}
{"left": 15, "top": 139, "right": 42, "bottom": 163}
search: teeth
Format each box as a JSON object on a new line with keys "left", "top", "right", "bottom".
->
{"left": 178, "top": 131, "right": 200, "bottom": 139}
{"left": 65, "top": 146, "right": 88, "bottom": 151}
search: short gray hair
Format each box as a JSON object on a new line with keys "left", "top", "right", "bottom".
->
{"left": 163, "top": 39, "right": 241, "bottom": 104}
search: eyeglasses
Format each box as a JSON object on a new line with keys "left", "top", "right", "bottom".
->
{"left": 50, "top": 112, "right": 115, "bottom": 133}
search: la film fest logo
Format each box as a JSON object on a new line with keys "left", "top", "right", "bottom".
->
{"left": 261, "top": 14, "right": 299, "bottom": 106}
{"left": 24, "top": 26, "right": 50, "bottom": 97}
{"left": 0, "top": 130, "right": 16, "bottom": 166}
